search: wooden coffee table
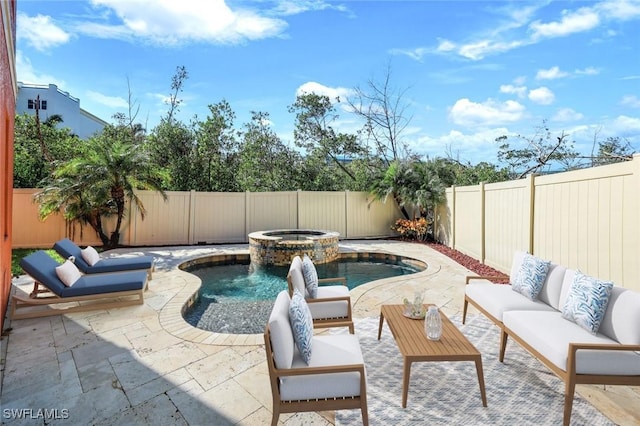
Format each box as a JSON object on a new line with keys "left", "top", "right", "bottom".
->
{"left": 378, "top": 304, "right": 488, "bottom": 408}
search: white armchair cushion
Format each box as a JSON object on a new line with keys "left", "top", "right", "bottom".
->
{"left": 308, "top": 285, "right": 350, "bottom": 320}
{"left": 280, "top": 334, "right": 364, "bottom": 401}
{"left": 302, "top": 255, "right": 319, "bottom": 298}
{"left": 289, "top": 289, "right": 313, "bottom": 364}
{"left": 268, "top": 291, "right": 294, "bottom": 369}
{"left": 288, "top": 256, "right": 307, "bottom": 296}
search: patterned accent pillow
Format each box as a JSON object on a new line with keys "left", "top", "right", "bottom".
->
{"left": 302, "top": 254, "right": 319, "bottom": 298}
{"left": 289, "top": 289, "right": 313, "bottom": 364}
{"left": 561, "top": 270, "right": 614, "bottom": 334}
{"left": 512, "top": 253, "right": 551, "bottom": 300}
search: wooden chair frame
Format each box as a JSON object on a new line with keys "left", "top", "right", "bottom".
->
{"left": 264, "top": 324, "right": 369, "bottom": 426}
{"left": 286, "top": 275, "right": 354, "bottom": 333}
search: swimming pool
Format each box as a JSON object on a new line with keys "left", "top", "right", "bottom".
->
{"left": 181, "top": 253, "right": 425, "bottom": 334}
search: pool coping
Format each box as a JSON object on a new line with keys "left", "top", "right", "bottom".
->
{"left": 158, "top": 248, "right": 429, "bottom": 346}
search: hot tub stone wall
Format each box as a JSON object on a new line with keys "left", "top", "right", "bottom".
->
{"left": 248, "top": 230, "right": 339, "bottom": 266}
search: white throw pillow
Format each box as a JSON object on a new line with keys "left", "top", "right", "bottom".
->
{"left": 511, "top": 253, "right": 551, "bottom": 300}
{"left": 55, "top": 260, "right": 82, "bottom": 287}
{"left": 81, "top": 246, "right": 100, "bottom": 266}
{"left": 561, "top": 270, "right": 613, "bottom": 334}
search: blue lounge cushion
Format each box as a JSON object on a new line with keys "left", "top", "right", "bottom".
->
{"left": 20, "top": 251, "right": 147, "bottom": 298}
{"left": 53, "top": 238, "right": 154, "bottom": 274}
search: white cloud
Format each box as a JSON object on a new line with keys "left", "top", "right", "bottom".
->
{"left": 437, "top": 39, "right": 456, "bottom": 53}
{"left": 611, "top": 115, "right": 640, "bottom": 133}
{"left": 16, "top": 51, "right": 65, "bottom": 86}
{"left": 82, "top": 0, "right": 288, "bottom": 45}
{"left": 536, "top": 66, "right": 569, "bottom": 80}
{"left": 86, "top": 90, "right": 129, "bottom": 109}
{"left": 410, "top": 127, "right": 511, "bottom": 163}
{"left": 530, "top": 7, "right": 600, "bottom": 39}
{"left": 17, "top": 13, "right": 71, "bottom": 51}
{"left": 597, "top": 0, "right": 640, "bottom": 20}
{"left": 296, "top": 82, "right": 353, "bottom": 102}
{"left": 575, "top": 67, "right": 600, "bottom": 75}
{"left": 458, "top": 39, "right": 524, "bottom": 60}
{"left": 621, "top": 95, "right": 640, "bottom": 108}
{"left": 528, "top": 87, "right": 555, "bottom": 105}
{"left": 500, "top": 84, "right": 527, "bottom": 98}
{"left": 448, "top": 98, "right": 526, "bottom": 127}
{"left": 552, "top": 108, "right": 584, "bottom": 122}
{"left": 389, "top": 47, "right": 429, "bottom": 61}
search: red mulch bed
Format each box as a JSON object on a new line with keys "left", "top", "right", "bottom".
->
{"left": 415, "top": 241, "right": 510, "bottom": 283}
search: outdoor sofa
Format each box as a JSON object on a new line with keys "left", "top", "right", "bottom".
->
{"left": 11, "top": 250, "right": 149, "bottom": 320}
{"left": 462, "top": 251, "right": 640, "bottom": 426}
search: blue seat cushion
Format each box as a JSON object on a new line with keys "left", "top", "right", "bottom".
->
{"left": 20, "top": 250, "right": 147, "bottom": 298}
{"left": 53, "top": 238, "right": 153, "bottom": 274}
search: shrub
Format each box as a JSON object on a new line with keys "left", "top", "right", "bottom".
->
{"left": 391, "top": 217, "right": 429, "bottom": 241}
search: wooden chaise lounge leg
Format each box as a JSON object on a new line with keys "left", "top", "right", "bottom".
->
{"left": 499, "top": 329, "right": 508, "bottom": 362}
{"left": 462, "top": 298, "right": 469, "bottom": 324}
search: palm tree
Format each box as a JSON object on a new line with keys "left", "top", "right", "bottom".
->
{"left": 36, "top": 125, "right": 169, "bottom": 248}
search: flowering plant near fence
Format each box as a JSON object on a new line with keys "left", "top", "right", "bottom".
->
{"left": 391, "top": 217, "right": 429, "bottom": 241}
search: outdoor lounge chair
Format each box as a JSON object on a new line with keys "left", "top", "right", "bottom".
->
{"left": 53, "top": 238, "right": 155, "bottom": 278}
{"left": 287, "top": 255, "right": 354, "bottom": 333}
{"left": 11, "top": 250, "right": 149, "bottom": 320}
{"left": 264, "top": 290, "right": 368, "bottom": 426}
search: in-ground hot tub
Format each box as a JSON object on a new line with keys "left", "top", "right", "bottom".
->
{"left": 248, "top": 229, "right": 340, "bottom": 266}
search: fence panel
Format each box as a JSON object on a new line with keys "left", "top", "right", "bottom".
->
{"left": 345, "top": 192, "right": 400, "bottom": 239}
{"left": 533, "top": 160, "right": 639, "bottom": 287}
{"left": 298, "top": 192, "right": 347, "bottom": 236}
{"left": 452, "top": 185, "right": 483, "bottom": 260}
{"left": 192, "top": 192, "right": 247, "bottom": 243}
{"left": 130, "top": 191, "right": 191, "bottom": 246}
{"left": 247, "top": 192, "right": 298, "bottom": 234}
{"left": 483, "top": 177, "right": 532, "bottom": 273}
{"left": 12, "top": 189, "right": 66, "bottom": 248}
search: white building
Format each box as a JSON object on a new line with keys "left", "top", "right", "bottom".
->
{"left": 16, "top": 82, "right": 108, "bottom": 139}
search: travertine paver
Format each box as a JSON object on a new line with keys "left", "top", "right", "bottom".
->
{"left": 1, "top": 241, "right": 637, "bottom": 425}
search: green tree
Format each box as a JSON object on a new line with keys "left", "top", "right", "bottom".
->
{"left": 36, "top": 125, "right": 169, "bottom": 248}
{"left": 13, "top": 113, "right": 81, "bottom": 188}
{"left": 497, "top": 121, "right": 578, "bottom": 178}
{"left": 289, "top": 92, "right": 364, "bottom": 190}
{"left": 237, "top": 111, "right": 302, "bottom": 191}
{"left": 192, "top": 100, "right": 239, "bottom": 191}
{"left": 592, "top": 136, "right": 635, "bottom": 167}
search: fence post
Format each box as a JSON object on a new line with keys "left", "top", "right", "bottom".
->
{"left": 188, "top": 190, "right": 196, "bottom": 245}
{"left": 480, "top": 182, "right": 486, "bottom": 265}
{"left": 245, "top": 190, "right": 251, "bottom": 242}
{"left": 297, "top": 190, "right": 301, "bottom": 229}
{"left": 344, "top": 190, "right": 349, "bottom": 239}
{"left": 451, "top": 185, "right": 456, "bottom": 250}
{"left": 527, "top": 174, "right": 536, "bottom": 255}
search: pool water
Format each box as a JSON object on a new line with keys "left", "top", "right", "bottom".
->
{"left": 182, "top": 255, "right": 424, "bottom": 334}
{"left": 188, "top": 259, "right": 422, "bottom": 303}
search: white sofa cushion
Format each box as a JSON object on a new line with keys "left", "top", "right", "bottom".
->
{"left": 536, "top": 263, "right": 567, "bottom": 309}
{"left": 280, "top": 334, "right": 364, "bottom": 401}
{"left": 504, "top": 310, "right": 640, "bottom": 375}
{"left": 466, "top": 282, "right": 555, "bottom": 322}
{"left": 268, "top": 291, "right": 294, "bottom": 369}
{"left": 508, "top": 251, "right": 527, "bottom": 283}
{"left": 512, "top": 253, "right": 551, "bottom": 300}
{"left": 308, "top": 285, "right": 350, "bottom": 320}
{"left": 597, "top": 286, "right": 640, "bottom": 345}
{"left": 561, "top": 270, "right": 613, "bottom": 334}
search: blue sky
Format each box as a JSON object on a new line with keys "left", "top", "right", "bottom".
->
{"left": 16, "top": 0, "right": 640, "bottom": 165}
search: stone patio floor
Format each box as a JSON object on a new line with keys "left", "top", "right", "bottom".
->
{"left": 1, "top": 241, "right": 639, "bottom": 425}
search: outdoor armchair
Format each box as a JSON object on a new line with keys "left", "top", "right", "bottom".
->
{"left": 287, "top": 255, "right": 354, "bottom": 333}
